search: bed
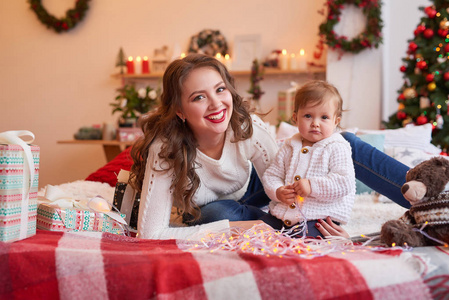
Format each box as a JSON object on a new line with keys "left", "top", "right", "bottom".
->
{"left": 2, "top": 124, "right": 449, "bottom": 299}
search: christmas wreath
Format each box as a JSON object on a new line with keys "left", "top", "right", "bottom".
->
{"left": 28, "top": 0, "right": 90, "bottom": 33}
{"left": 188, "top": 29, "right": 228, "bottom": 56}
{"left": 318, "top": 0, "right": 383, "bottom": 54}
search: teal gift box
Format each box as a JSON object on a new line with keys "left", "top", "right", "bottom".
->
{"left": 0, "top": 143, "right": 40, "bottom": 242}
{"left": 37, "top": 203, "right": 127, "bottom": 235}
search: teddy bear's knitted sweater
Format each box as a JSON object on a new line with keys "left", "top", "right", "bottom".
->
{"left": 401, "top": 191, "right": 449, "bottom": 226}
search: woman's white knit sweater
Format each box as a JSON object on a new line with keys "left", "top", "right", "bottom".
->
{"left": 137, "top": 115, "right": 279, "bottom": 240}
{"left": 262, "top": 132, "right": 356, "bottom": 225}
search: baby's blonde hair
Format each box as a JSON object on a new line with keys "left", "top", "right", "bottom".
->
{"left": 293, "top": 80, "right": 344, "bottom": 127}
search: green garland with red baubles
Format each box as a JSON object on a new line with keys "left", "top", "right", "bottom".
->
{"left": 28, "top": 0, "right": 90, "bottom": 33}
{"left": 317, "top": 0, "right": 383, "bottom": 57}
{"left": 384, "top": 0, "right": 449, "bottom": 151}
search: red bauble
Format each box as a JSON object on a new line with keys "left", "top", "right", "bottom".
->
{"left": 400, "top": 65, "right": 407, "bottom": 72}
{"left": 396, "top": 111, "right": 407, "bottom": 120}
{"left": 416, "top": 115, "right": 428, "bottom": 125}
{"left": 439, "top": 29, "right": 449, "bottom": 37}
{"left": 425, "top": 6, "right": 437, "bottom": 18}
{"left": 444, "top": 43, "right": 449, "bottom": 53}
{"left": 444, "top": 72, "right": 449, "bottom": 81}
{"left": 426, "top": 73, "right": 435, "bottom": 82}
{"left": 408, "top": 42, "right": 418, "bottom": 52}
{"left": 416, "top": 60, "right": 427, "bottom": 69}
{"left": 398, "top": 94, "right": 406, "bottom": 101}
{"left": 423, "top": 28, "right": 434, "bottom": 39}
{"left": 416, "top": 24, "right": 426, "bottom": 34}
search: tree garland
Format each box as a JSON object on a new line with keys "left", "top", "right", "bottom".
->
{"left": 318, "top": 0, "right": 383, "bottom": 55}
{"left": 28, "top": 0, "right": 91, "bottom": 33}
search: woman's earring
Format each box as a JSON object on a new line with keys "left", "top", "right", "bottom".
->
{"left": 178, "top": 115, "right": 185, "bottom": 123}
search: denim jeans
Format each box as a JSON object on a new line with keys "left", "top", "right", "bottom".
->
{"left": 341, "top": 132, "right": 411, "bottom": 209}
{"left": 187, "top": 132, "right": 411, "bottom": 226}
{"left": 184, "top": 167, "right": 270, "bottom": 225}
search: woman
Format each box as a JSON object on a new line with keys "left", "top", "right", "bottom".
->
{"left": 131, "top": 53, "right": 277, "bottom": 240}
{"left": 131, "top": 53, "right": 411, "bottom": 240}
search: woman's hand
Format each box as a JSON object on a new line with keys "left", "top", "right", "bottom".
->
{"left": 315, "top": 216, "right": 350, "bottom": 238}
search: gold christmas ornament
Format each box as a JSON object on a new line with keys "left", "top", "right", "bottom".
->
{"left": 402, "top": 117, "right": 413, "bottom": 126}
{"left": 398, "top": 103, "right": 405, "bottom": 110}
{"left": 416, "top": 53, "right": 423, "bottom": 59}
{"left": 441, "top": 18, "right": 449, "bottom": 30}
{"left": 427, "top": 82, "right": 437, "bottom": 91}
{"left": 403, "top": 87, "right": 417, "bottom": 99}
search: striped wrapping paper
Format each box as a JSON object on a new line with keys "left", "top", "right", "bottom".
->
{"left": 37, "top": 203, "right": 126, "bottom": 235}
{"left": 0, "top": 230, "right": 438, "bottom": 300}
{"left": 0, "top": 144, "right": 40, "bottom": 242}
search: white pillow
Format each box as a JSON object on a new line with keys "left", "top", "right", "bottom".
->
{"left": 357, "top": 124, "right": 433, "bottom": 152}
{"left": 384, "top": 146, "right": 447, "bottom": 168}
{"left": 276, "top": 122, "right": 298, "bottom": 140}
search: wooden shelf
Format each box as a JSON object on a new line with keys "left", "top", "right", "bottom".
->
{"left": 58, "top": 140, "right": 134, "bottom": 162}
{"left": 112, "top": 66, "right": 326, "bottom": 80}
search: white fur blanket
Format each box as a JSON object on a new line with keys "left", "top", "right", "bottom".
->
{"left": 38, "top": 180, "right": 407, "bottom": 237}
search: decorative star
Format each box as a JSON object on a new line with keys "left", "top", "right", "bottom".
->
{"left": 398, "top": 148, "right": 414, "bottom": 158}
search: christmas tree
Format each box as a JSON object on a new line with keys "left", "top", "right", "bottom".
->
{"left": 384, "top": 0, "right": 449, "bottom": 151}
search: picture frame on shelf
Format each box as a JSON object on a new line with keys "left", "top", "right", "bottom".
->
{"left": 232, "top": 34, "right": 262, "bottom": 71}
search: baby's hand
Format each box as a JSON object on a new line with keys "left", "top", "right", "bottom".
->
{"left": 276, "top": 185, "right": 296, "bottom": 205}
{"left": 292, "top": 179, "right": 311, "bottom": 198}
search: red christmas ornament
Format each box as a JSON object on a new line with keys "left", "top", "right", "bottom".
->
{"left": 396, "top": 111, "right": 407, "bottom": 120}
{"left": 438, "top": 29, "right": 449, "bottom": 37}
{"left": 444, "top": 44, "right": 449, "bottom": 53}
{"left": 423, "top": 28, "right": 434, "bottom": 39}
{"left": 400, "top": 65, "right": 407, "bottom": 72}
{"left": 416, "top": 115, "right": 428, "bottom": 125}
{"left": 408, "top": 42, "right": 418, "bottom": 52}
{"left": 398, "top": 94, "right": 406, "bottom": 101}
{"left": 444, "top": 72, "right": 449, "bottom": 81}
{"left": 426, "top": 73, "right": 435, "bottom": 82}
{"left": 425, "top": 6, "right": 437, "bottom": 18}
{"left": 417, "top": 24, "right": 426, "bottom": 33}
{"left": 416, "top": 60, "right": 427, "bottom": 69}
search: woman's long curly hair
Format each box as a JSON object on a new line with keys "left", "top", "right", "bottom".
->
{"left": 130, "top": 53, "right": 254, "bottom": 221}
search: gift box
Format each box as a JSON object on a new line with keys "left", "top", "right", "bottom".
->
{"left": 0, "top": 131, "right": 40, "bottom": 242}
{"left": 37, "top": 203, "right": 126, "bottom": 235}
{"left": 278, "top": 83, "right": 298, "bottom": 123}
{"left": 113, "top": 170, "right": 141, "bottom": 231}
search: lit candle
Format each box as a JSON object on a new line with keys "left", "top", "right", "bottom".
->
{"left": 215, "top": 53, "right": 223, "bottom": 63}
{"left": 280, "top": 49, "right": 289, "bottom": 70}
{"left": 142, "top": 56, "right": 150, "bottom": 73}
{"left": 224, "top": 54, "right": 232, "bottom": 70}
{"left": 298, "top": 49, "right": 307, "bottom": 71}
{"left": 290, "top": 53, "right": 297, "bottom": 70}
{"left": 126, "top": 56, "right": 135, "bottom": 74}
{"left": 135, "top": 56, "right": 142, "bottom": 74}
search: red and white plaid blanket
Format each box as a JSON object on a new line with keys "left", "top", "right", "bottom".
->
{"left": 0, "top": 230, "right": 436, "bottom": 299}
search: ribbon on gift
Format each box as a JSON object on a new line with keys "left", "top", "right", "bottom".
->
{"left": 0, "top": 130, "right": 35, "bottom": 239}
{"left": 41, "top": 185, "right": 127, "bottom": 225}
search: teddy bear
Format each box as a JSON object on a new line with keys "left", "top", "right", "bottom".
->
{"left": 380, "top": 157, "right": 449, "bottom": 247}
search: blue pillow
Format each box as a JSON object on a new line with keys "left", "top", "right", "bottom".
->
{"left": 355, "top": 134, "right": 385, "bottom": 194}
